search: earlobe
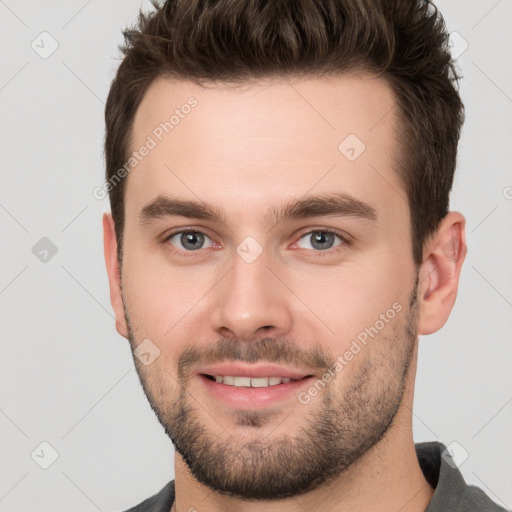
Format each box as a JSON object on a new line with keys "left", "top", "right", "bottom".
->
{"left": 417, "top": 212, "right": 467, "bottom": 336}
{"left": 103, "top": 212, "right": 129, "bottom": 339}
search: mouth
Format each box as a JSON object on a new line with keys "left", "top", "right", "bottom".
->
{"left": 195, "top": 363, "right": 317, "bottom": 408}
{"left": 203, "top": 374, "right": 304, "bottom": 387}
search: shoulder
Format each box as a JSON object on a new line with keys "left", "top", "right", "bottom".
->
{"left": 458, "top": 484, "right": 510, "bottom": 512}
{"left": 416, "top": 441, "right": 508, "bottom": 512}
{"left": 122, "top": 480, "right": 175, "bottom": 512}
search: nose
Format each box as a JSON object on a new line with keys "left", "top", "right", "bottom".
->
{"left": 209, "top": 245, "right": 293, "bottom": 341}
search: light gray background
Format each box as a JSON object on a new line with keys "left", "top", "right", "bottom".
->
{"left": 0, "top": 1, "right": 511, "bottom": 511}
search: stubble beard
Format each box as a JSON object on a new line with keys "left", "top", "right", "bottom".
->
{"left": 124, "top": 279, "right": 419, "bottom": 500}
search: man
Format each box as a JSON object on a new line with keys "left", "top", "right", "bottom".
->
{"left": 102, "top": 0, "right": 506, "bottom": 510}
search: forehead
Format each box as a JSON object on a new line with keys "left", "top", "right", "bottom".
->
{"left": 126, "top": 73, "right": 405, "bottom": 227}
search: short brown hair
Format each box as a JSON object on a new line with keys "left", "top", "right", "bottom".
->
{"left": 104, "top": 0, "right": 464, "bottom": 267}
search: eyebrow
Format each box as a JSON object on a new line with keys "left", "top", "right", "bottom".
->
{"left": 138, "top": 192, "right": 377, "bottom": 228}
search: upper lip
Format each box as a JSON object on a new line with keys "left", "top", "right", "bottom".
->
{"left": 195, "top": 362, "right": 315, "bottom": 379}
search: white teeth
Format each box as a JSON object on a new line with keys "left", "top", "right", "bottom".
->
{"left": 233, "top": 376, "right": 251, "bottom": 387}
{"left": 211, "top": 376, "right": 298, "bottom": 387}
{"left": 250, "top": 377, "right": 269, "bottom": 388}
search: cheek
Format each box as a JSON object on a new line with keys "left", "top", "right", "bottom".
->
{"left": 122, "top": 247, "right": 214, "bottom": 340}
{"left": 296, "top": 255, "right": 411, "bottom": 346}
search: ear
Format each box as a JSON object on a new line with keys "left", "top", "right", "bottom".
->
{"left": 417, "top": 211, "right": 467, "bottom": 335}
{"left": 103, "top": 212, "right": 129, "bottom": 339}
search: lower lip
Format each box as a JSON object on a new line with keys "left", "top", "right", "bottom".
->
{"left": 199, "top": 374, "right": 315, "bottom": 408}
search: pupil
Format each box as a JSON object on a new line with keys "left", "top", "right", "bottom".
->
{"left": 312, "top": 231, "right": 333, "bottom": 250}
{"left": 182, "top": 232, "right": 204, "bottom": 250}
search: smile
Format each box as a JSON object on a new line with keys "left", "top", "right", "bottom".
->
{"left": 205, "top": 375, "right": 300, "bottom": 387}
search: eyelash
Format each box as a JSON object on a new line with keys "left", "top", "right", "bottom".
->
{"left": 161, "top": 228, "right": 351, "bottom": 257}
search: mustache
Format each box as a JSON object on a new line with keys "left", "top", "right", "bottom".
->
{"left": 177, "top": 337, "right": 334, "bottom": 381}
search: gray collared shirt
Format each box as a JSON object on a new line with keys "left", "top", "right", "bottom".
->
{"left": 124, "top": 441, "right": 508, "bottom": 511}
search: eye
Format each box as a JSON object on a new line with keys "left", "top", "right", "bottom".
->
{"left": 165, "top": 230, "right": 215, "bottom": 251}
{"left": 295, "top": 230, "right": 346, "bottom": 251}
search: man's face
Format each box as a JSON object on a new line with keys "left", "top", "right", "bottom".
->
{"left": 119, "top": 74, "right": 420, "bottom": 498}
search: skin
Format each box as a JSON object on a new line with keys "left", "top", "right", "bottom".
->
{"left": 104, "top": 73, "right": 467, "bottom": 512}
